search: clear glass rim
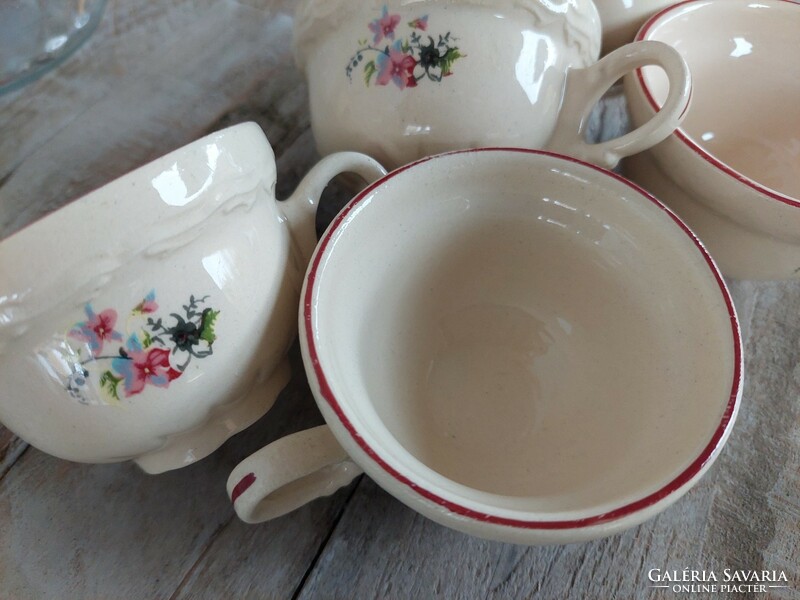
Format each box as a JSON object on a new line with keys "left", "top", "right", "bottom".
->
{"left": 0, "top": 0, "right": 109, "bottom": 96}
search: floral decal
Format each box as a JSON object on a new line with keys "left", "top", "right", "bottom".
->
{"left": 68, "top": 306, "right": 124, "bottom": 356}
{"left": 376, "top": 42, "right": 418, "bottom": 89}
{"left": 346, "top": 6, "right": 464, "bottom": 89}
{"left": 64, "top": 292, "right": 219, "bottom": 404}
{"left": 369, "top": 5, "right": 401, "bottom": 44}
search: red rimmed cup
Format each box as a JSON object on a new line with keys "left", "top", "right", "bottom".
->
{"left": 625, "top": 0, "right": 800, "bottom": 280}
{"left": 228, "top": 148, "right": 742, "bottom": 544}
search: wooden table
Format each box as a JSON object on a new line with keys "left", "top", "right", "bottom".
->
{"left": 0, "top": 1, "right": 797, "bottom": 598}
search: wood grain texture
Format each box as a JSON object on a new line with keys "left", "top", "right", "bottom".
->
{"left": 0, "top": 0, "right": 798, "bottom": 598}
{"left": 0, "top": 0, "right": 300, "bottom": 238}
{"left": 0, "top": 427, "right": 27, "bottom": 482}
{"left": 0, "top": 342, "right": 357, "bottom": 600}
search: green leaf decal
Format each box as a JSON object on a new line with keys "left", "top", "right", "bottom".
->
{"left": 142, "top": 330, "right": 153, "bottom": 348}
{"left": 364, "top": 60, "right": 377, "bottom": 86}
{"left": 99, "top": 370, "right": 122, "bottom": 402}
{"left": 440, "top": 47, "right": 463, "bottom": 76}
{"left": 199, "top": 308, "right": 220, "bottom": 345}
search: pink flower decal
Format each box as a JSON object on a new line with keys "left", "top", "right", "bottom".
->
{"left": 113, "top": 338, "right": 181, "bottom": 398}
{"left": 63, "top": 292, "right": 219, "bottom": 404}
{"left": 69, "top": 305, "right": 123, "bottom": 356}
{"left": 369, "top": 5, "right": 401, "bottom": 44}
{"left": 376, "top": 42, "right": 418, "bottom": 89}
{"left": 409, "top": 16, "right": 428, "bottom": 31}
{"left": 346, "top": 10, "right": 464, "bottom": 88}
{"left": 133, "top": 290, "right": 158, "bottom": 315}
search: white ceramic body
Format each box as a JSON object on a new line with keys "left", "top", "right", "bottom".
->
{"left": 625, "top": 0, "right": 800, "bottom": 280}
{"left": 595, "top": 0, "right": 675, "bottom": 54}
{"left": 229, "top": 149, "right": 742, "bottom": 544}
{"left": 0, "top": 123, "right": 385, "bottom": 473}
{"left": 294, "top": 0, "right": 691, "bottom": 171}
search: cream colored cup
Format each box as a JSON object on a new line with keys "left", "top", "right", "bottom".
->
{"left": 228, "top": 148, "right": 742, "bottom": 545}
{"left": 294, "top": 0, "right": 691, "bottom": 171}
{"left": 0, "top": 122, "right": 385, "bottom": 474}
{"left": 625, "top": 0, "right": 800, "bottom": 280}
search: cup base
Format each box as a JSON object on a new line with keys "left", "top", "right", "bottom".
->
{"left": 134, "top": 359, "right": 292, "bottom": 474}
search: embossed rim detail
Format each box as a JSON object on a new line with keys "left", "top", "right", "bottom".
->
{"left": 304, "top": 147, "right": 742, "bottom": 530}
{"left": 634, "top": 0, "right": 800, "bottom": 209}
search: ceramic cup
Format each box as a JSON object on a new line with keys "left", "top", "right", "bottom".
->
{"left": 625, "top": 0, "right": 800, "bottom": 280}
{"left": 595, "top": 0, "right": 675, "bottom": 55}
{"left": 0, "top": 122, "right": 385, "bottom": 474}
{"left": 293, "top": 0, "right": 692, "bottom": 171}
{"left": 228, "top": 148, "right": 742, "bottom": 545}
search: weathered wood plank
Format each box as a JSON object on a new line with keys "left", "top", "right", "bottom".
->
{"left": 167, "top": 482, "right": 359, "bottom": 600}
{"left": 0, "top": 452, "right": 233, "bottom": 599}
{"left": 0, "top": 342, "right": 355, "bottom": 600}
{"left": 296, "top": 473, "right": 719, "bottom": 599}
{"left": 298, "top": 477, "right": 503, "bottom": 600}
{"left": 0, "top": 0, "right": 204, "bottom": 180}
{"left": 0, "top": 427, "right": 27, "bottom": 482}
{"left": 0, "top": 0, "right": 300, "bottom": 238}
{"left": 704, "top": 280, "right": 800, "bottom": 599}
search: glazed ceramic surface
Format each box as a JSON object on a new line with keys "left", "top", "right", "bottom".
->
{"left": 625, "top": 0, "right": 800, "bottom": 280}
{"left": 0, "top": 122, "right": 385, "bottom": 473}
{"left": 294, "top": 0, "right": 691, "bottom": 171}
{"left": 228, "top": 148, "right": 742, "bottom": 545}
{"left": 595, "top": 0, "right": 675, "bottom": 55}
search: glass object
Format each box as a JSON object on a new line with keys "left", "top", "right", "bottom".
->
{"left": 0, "top": 0, "right": 108, "bottom": 95}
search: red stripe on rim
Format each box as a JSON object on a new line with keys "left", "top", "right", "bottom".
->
{"left": 304, "top": 147, "right": 742, "bottom": 530}
{"left": 634, "top": 0, "right": 800, "bottom": 208}
{"left": 231, "top": 472, "right": 256, "bottom": 504}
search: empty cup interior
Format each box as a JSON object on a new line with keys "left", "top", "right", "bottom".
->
{"left": 640, "top": 0, "right": 800, "bottom": 199}
{"left": 309, "top": 150, "right": 736, "bottom": 515}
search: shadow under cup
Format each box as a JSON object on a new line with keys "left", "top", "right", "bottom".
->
{"left": 308, "top": 149, "right": 738, "bottom": 518}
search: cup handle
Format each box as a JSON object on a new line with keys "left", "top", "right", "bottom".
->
{"left": 546, "top": 40, "right": 691, "bottom": 169}
{"left": 227, "top": 425, "right": 363, "bottom": 523}
{"left": 282, "top": 152, "right": 386, "bottom": 265}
